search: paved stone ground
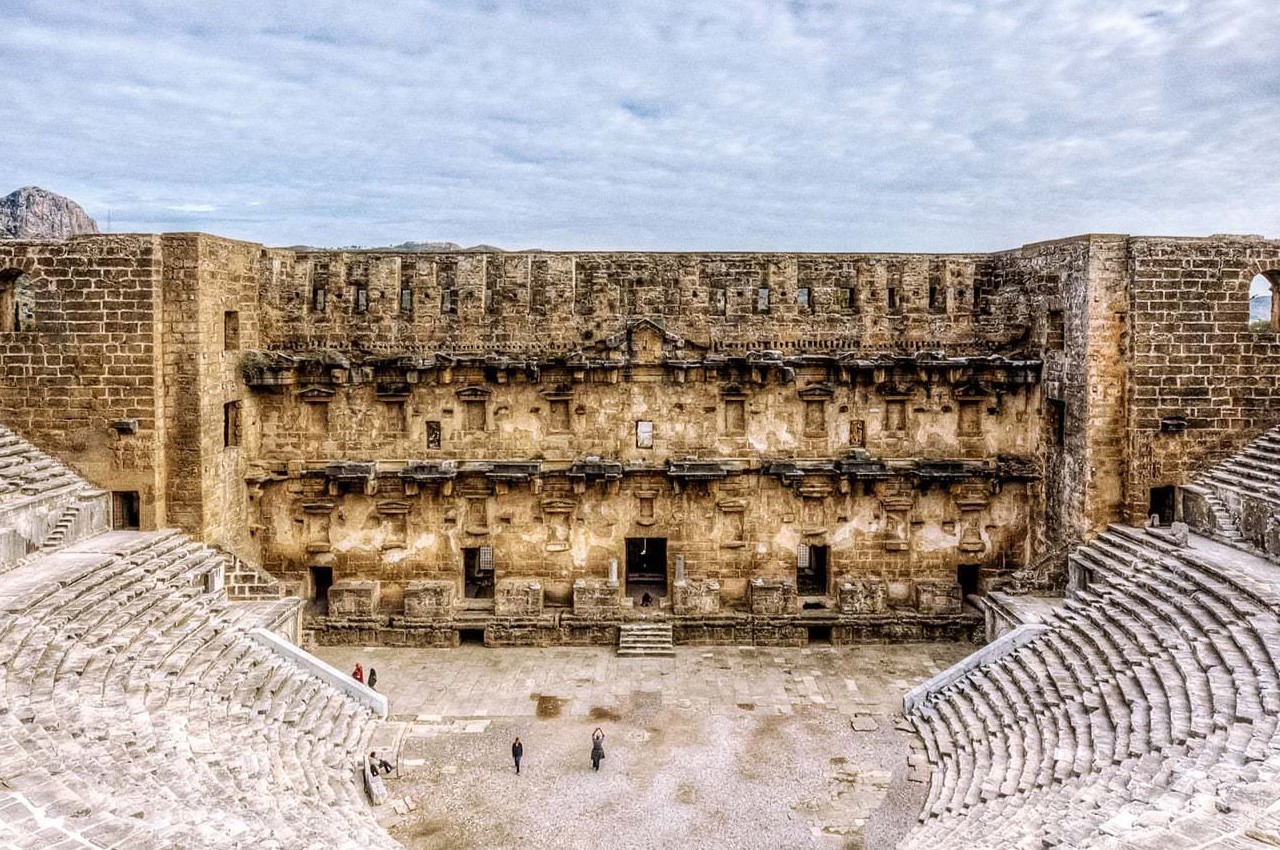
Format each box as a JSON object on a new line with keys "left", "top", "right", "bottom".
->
{"left": 315, "top": 643, "right": 972, "bottom": 850}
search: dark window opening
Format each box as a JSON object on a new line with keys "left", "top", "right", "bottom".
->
{"left": 958, "top": 563, "right": 981, "bottom": 599}
{"left": 797, "top": 544, "right": 828, "bottom": 596}
{"left": 842, "top": 286, "right": 858, "bottom": 313}
{"left": 797, "top": 287, "right": 811, "bottom": 311}
{"left": 441, "top": 289, "right": 458, "bottom": 315}
{"left": 1047, "top": 309, "right": 1065, "bottom": 350}
{"left": 399, "top": 287, "right": 413, "bottom": 315}
{"left": 1047, "top": 398, "right": 1066, "bottom": 447}
{"left": 309, "top": 565, "right": 333, "bottom": 615}
{"left": 223, "top": 401, "right": 241, "bottom": 447}
{"left": 112, "top": 491, "right": 141, "bottom": 530}
{"left": 223, "top": 311, "right": 240, "bottom": 350}
{"left": 459, "top": 628, "right": 486, "bottom": 645}
{"left": 887, "top": 286, "right": 900, "bottom": 314}
{"left": 311, "top": 284, "right": 327, "bottom": 313}
{"left": 928, "top": 268, "right": 946, "bottom": 313}
{"left": 625, "top": 537, "right": 668, "bottom": 602}
{"left": 464, "top": 546, "right": 495, "bottom": 599}
{"left": 1149, "top": 486, "right": 1176, "bottom": 526}
{"left": 425, "top": 420, "right": 442, "bottom": 450}
{"left": 354, "top": 284, "right": 369, "bottom": 314}
{"left": 711, "top": 288, "right": 727, "bottom": 316}
{"left": 807, "top": 625, "right": 832, "bottom": 645}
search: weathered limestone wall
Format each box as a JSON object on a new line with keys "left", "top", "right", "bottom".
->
{"left": 159, "top": 234, "right": 262, "bottom": 556}
{"left": 255, "top": 251, "right": 1034, "bottom": 356}
{"left": 1125, "top": 237, "right": 1280, "bottom": 520}
{"left": 254, "top": 469, "right": 1035, "bottom": 611}
{"left": 0, "top": 235, "right": 168, "bottom": 528}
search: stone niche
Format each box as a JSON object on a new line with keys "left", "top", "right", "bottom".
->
{"left": 495, "top": 579, "right": 544, "bottom": 617}
{"left": 327, "top": 579, "right": 381, "bottom": 621}
{"left": 837, "top": 579, "right": 887, "bottom": 614}
{"left": 748, "top": 578, "right": 796, "bottom": 616}
{"left": 673, "top": 579, "right": 721, "bottom": 615}
{"left": 915, "top": 579, "right": 962, "bottom": 615}
{"left": 402, "top": 580, "right": 455, "bottom": 620}
{"left": 572, "top": 579, "right": 621, "bottom": 619}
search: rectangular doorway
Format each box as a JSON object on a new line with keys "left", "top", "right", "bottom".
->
{"left": 625, "top": 537, "right": 667, "bottom": 604}
{"left": 112, "top": 491, "right": 141, "bottom": 530}
{"left": 1149, "top": 486, "right": 1176, "bottom": 526}
{"left": 463, "top": 546, "right": 495, "bottom": 599}
{"left": 797, "top": 544, "right": 829, "bottom": 596}
{"left": 309, "top": 565, "right": 333, "bottom": 615}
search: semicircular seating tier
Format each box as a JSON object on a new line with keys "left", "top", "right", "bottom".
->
{"left": 0, "top": 429, "right": 401, "bottom": 849}
{"left": 901, "top": 425, "right": 1280, "bottom": 849}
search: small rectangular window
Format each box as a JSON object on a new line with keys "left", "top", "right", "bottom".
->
{"left": 843, "top": 287, "right": 857, "bottom": 312}
{"left": 223, "top": 401, "right": 241, "bottom": 447}
{"left": 311, "top": 284, "right": 327, "bottom": 313}
{"left": 636, "top": 420, "right": 654, "bottom": 449}
{"left": 399, "top": 287, "right": 414, "bottom": 315}
{"left": 354, "top": 284, "right": 369, "bottom": 314}
{"left": 797, "top": 287, "right": 811, "bottom": 311}
{"left": 223, "top": 311, "right": 240, "bottom": 351}
{"left": 724, "top": 399, "right": 746, "bottom": 435}
{"left": 441, "top": 289, "right": 458, "bottom": 315}
{"left": 1047, "top": 398, "right": 1066, "bottom": 447}
{"left": 426, "top": 420, "right": 442, "bottom": 450}
{"left": 711, "top": 288, "right": 727, "bottom": 316}
{"left": 887, "top": 286, "right": 900, "bottom": 314}
{"left": 756, "top": 287, "right": 770, "bottom": 313}
{"left": 885, "top": 400, "right": 907, "bottom": 432}
{"left": 467, "top": 499, "right": 488, "bottom": 530}
{"left": 804, "top": 400, "right": 826, "bottom": 437}
{"left": 549, "top": 399, "right": 571, "bottom": 432}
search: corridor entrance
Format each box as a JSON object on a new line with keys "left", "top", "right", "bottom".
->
{"left": 797, "top": 544, "right": 829, "bottom": 596}
{"left": 625, "top": 537, "right": 667, "bottom": 604}
{"left": 463, "top": 546, "right": 495, "bottom": 599}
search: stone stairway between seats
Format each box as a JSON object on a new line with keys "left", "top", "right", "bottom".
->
{"left": 618, "top": 622, "right": 675, "bottom": 657}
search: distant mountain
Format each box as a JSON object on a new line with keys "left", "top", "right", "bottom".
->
{"left": 0, "top": 186, "right": 98, "bottom": 239}
{"left": 1252, "top": 295, "right": 1272, "bottom": 323}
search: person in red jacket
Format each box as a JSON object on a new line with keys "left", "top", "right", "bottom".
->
{"left": 352, "top": 663, "right": 364, "bottom": 684}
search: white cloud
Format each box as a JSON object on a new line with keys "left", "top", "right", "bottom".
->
{"left": 1, "top": 0, "right": 1278, "bottom": 250}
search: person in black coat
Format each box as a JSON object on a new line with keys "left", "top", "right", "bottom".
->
{"left": 590, "top": 728, "right": 605, "bottom": 772}
{"left": 512, "top": 736, "right": 523, "bottom": 775}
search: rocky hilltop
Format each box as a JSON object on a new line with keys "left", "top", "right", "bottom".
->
{"left": 0, "top": 186, "right": 98, "bottom": 239}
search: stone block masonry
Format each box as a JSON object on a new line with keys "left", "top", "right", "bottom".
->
{"left": 0, "top": 231, "right": 1276, "bottom": 645}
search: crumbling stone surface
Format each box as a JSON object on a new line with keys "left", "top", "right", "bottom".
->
{"left": 0, "top": 231, "right": 1276, "bottom": 644}
{"left": 494, "top": 578, "right": 543, "bottom": 617}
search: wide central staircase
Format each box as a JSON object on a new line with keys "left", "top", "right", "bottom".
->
{"left": 901, "top": 424, "right": 1280, "bottom": 849}
{"left": 0, "top": 426, "right": 401, "bottom": 850}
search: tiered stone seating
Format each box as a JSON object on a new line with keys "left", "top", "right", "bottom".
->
{"left": 0, "top": 424, "right": 108, "bottom": 571}
{"left": 0, "top": 433, "right": 400, "bottom": 848}
{"left": 902, "top": 521, "right": 1280, "bottom": 849}
{"left": 1199, "top": 426, "right": 1280, "bottom": 508}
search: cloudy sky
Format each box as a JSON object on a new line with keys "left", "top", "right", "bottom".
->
{"left": 1, "top": 0, "right": 1277, "bottom": 251}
